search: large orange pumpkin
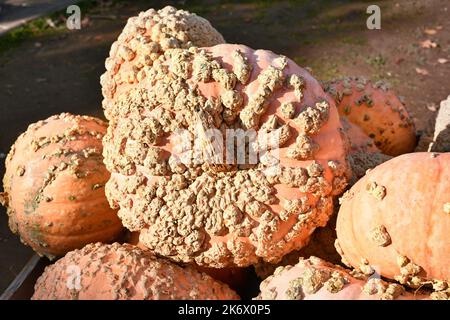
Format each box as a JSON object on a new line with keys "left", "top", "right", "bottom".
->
{"left": 256, "top": 257, "right": 430, "bottom": 300}
{"left": 324, "top": 77, "right": 416, "bottom": 156}
{"left": 32, "top": 243, "right": 239, "bottom": 300}
{"left": 0, "top": 113, "right": 123, "bottom": 259}
{"left": 100, "top": 6, "right": 225, "bottom": 120}
{"left": 103, "top": 43, "right": 350, "bottom": 268}
{"left": 336, "top": 152, "right": 450, "bottom": 290}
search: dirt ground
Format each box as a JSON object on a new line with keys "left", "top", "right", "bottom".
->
{"left": 0, "top": 0, "right": 449, "bottom": 293}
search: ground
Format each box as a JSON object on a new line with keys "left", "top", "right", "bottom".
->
{"left": 0, "top": 0, "right": 449, "bottom": 293}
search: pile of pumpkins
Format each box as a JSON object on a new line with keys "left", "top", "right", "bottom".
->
{"left": 1, "top": 6, "right": 448, "bottom": 300}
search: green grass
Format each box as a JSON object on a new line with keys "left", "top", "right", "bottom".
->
{"left": 308, "top": 60, "right": 342, "bottom": 81}
{"left": 366, "top": 54, "right": 387, "bottom": 68}
{"left": 341, "top": 35, "right": 367, "bottom": 46}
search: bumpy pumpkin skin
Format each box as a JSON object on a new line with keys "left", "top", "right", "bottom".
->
{"left": 256, "top": 257, "right": 429, "bottom": 300}
{"left": 336, "top": 152, "right": 450, "bottom": 291}
{"left": 32, "top": 243, "right": 239, "bottom": 300}
{"left": 103, "top": 43, "right": 350, "bottom": 268}
{"left": 254, "top": 209, "right": 341, "bottom": 280}
{"left": 100, "top": 6, "right": 225, "bottom": 120}
{"left": 324, "top": 77, "right": 416, "bottom": 156}
{"left": 340, "top": 117, "right": 392, "bottom": 182}
{"left": 0, "top": 114, "right": 123, "bottom": 259}
{"left": 430, "top": 95, "right": 450, "bottom": 152}
{"left": 126, "top": 231, "right": 251, "bottom": 292}
{"left": 340, "top": 117, "right": 378, "bottom": 154}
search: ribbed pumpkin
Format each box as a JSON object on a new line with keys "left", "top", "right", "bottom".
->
{"left": 32, "top": 243, "right": 239, "bottom": 300}
{"left": 324, "top": 77, "right": 416, "bottom": 156}
{"left": 103, "top": 43, "right": 350, "bottom": 268}
{"left": 256, "top": 257, "right": 430, "bottom": 300}
{"left": 100, "top": 5, "right": 225, "bottom": 120}
{"left": 336, "top": 152, "right": 450, "bottom": 291}
{"left": 0, "top": 113, "right": 123, "bottom": 258}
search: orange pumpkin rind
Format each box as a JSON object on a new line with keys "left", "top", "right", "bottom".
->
{"left": 1, "top": 113, "right": 123, "bottom": 258}
{"left": 336, "top": 152, "right": 450, "bottom": 293}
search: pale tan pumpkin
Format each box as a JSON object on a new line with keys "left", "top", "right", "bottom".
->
{"left": 100, "top": 6, "right": 225, "bottom": 120}
{"left": 336, "top": 152, "right": 450, "bottom": 291}
{"left": 0, "top": 113, "right": 123, "bottom": 258}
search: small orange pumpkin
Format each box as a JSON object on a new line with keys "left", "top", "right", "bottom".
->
{"left": 0, "top": 113, "right": 123, "bottom": 259}
{"left": 324, "top": 77, "right": 417, "bottom": 156}
{"left": 336, "top": 152, "right": 450, "bottom": 290}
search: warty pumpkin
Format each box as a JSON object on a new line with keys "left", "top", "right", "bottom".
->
{"left": 32, "top": 242, "right": 239, "bottom": 300}
{"left": 100, "top": 5, "right": 225, "bottom": 120}
{"left": 0, "top": 113, "right": 123, "bottom": 259}
{"left": 255, "top": 256, "right": 431, "bottom": 300}
{"left": 102, "top": 43, "right": 351, "bottom": 268}
{"left": 340, "top": 117, "right": 392, "bottom": 183}
{"left": 254, "top": 207, "right": 341, "bottom": 279}
{"left": 126, "top": 231, "right": 252, "bottom": 293}
{"left": 336, "top": 152, "right": 450, "bottom": 292}
{"left": 324, "top": 76, "right": 417, "bottom": 156}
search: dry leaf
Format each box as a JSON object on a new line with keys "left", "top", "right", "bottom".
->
{"left": 46, "top": 18, "right": 56, "bottom": 28}
{"left": 424, "top": 28, "right": 437, "bottom": 35}
{"left": 415, "top": 67, "right": 429, "bottom": 75}
{"left": 427, "top": 103, "right": 437, "bottom": 112}
{"left": 420, "top": 39, "right": 437, "bottom": 48}
{"left": 438, "top": 58, "right": 448, "bottom": 64}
